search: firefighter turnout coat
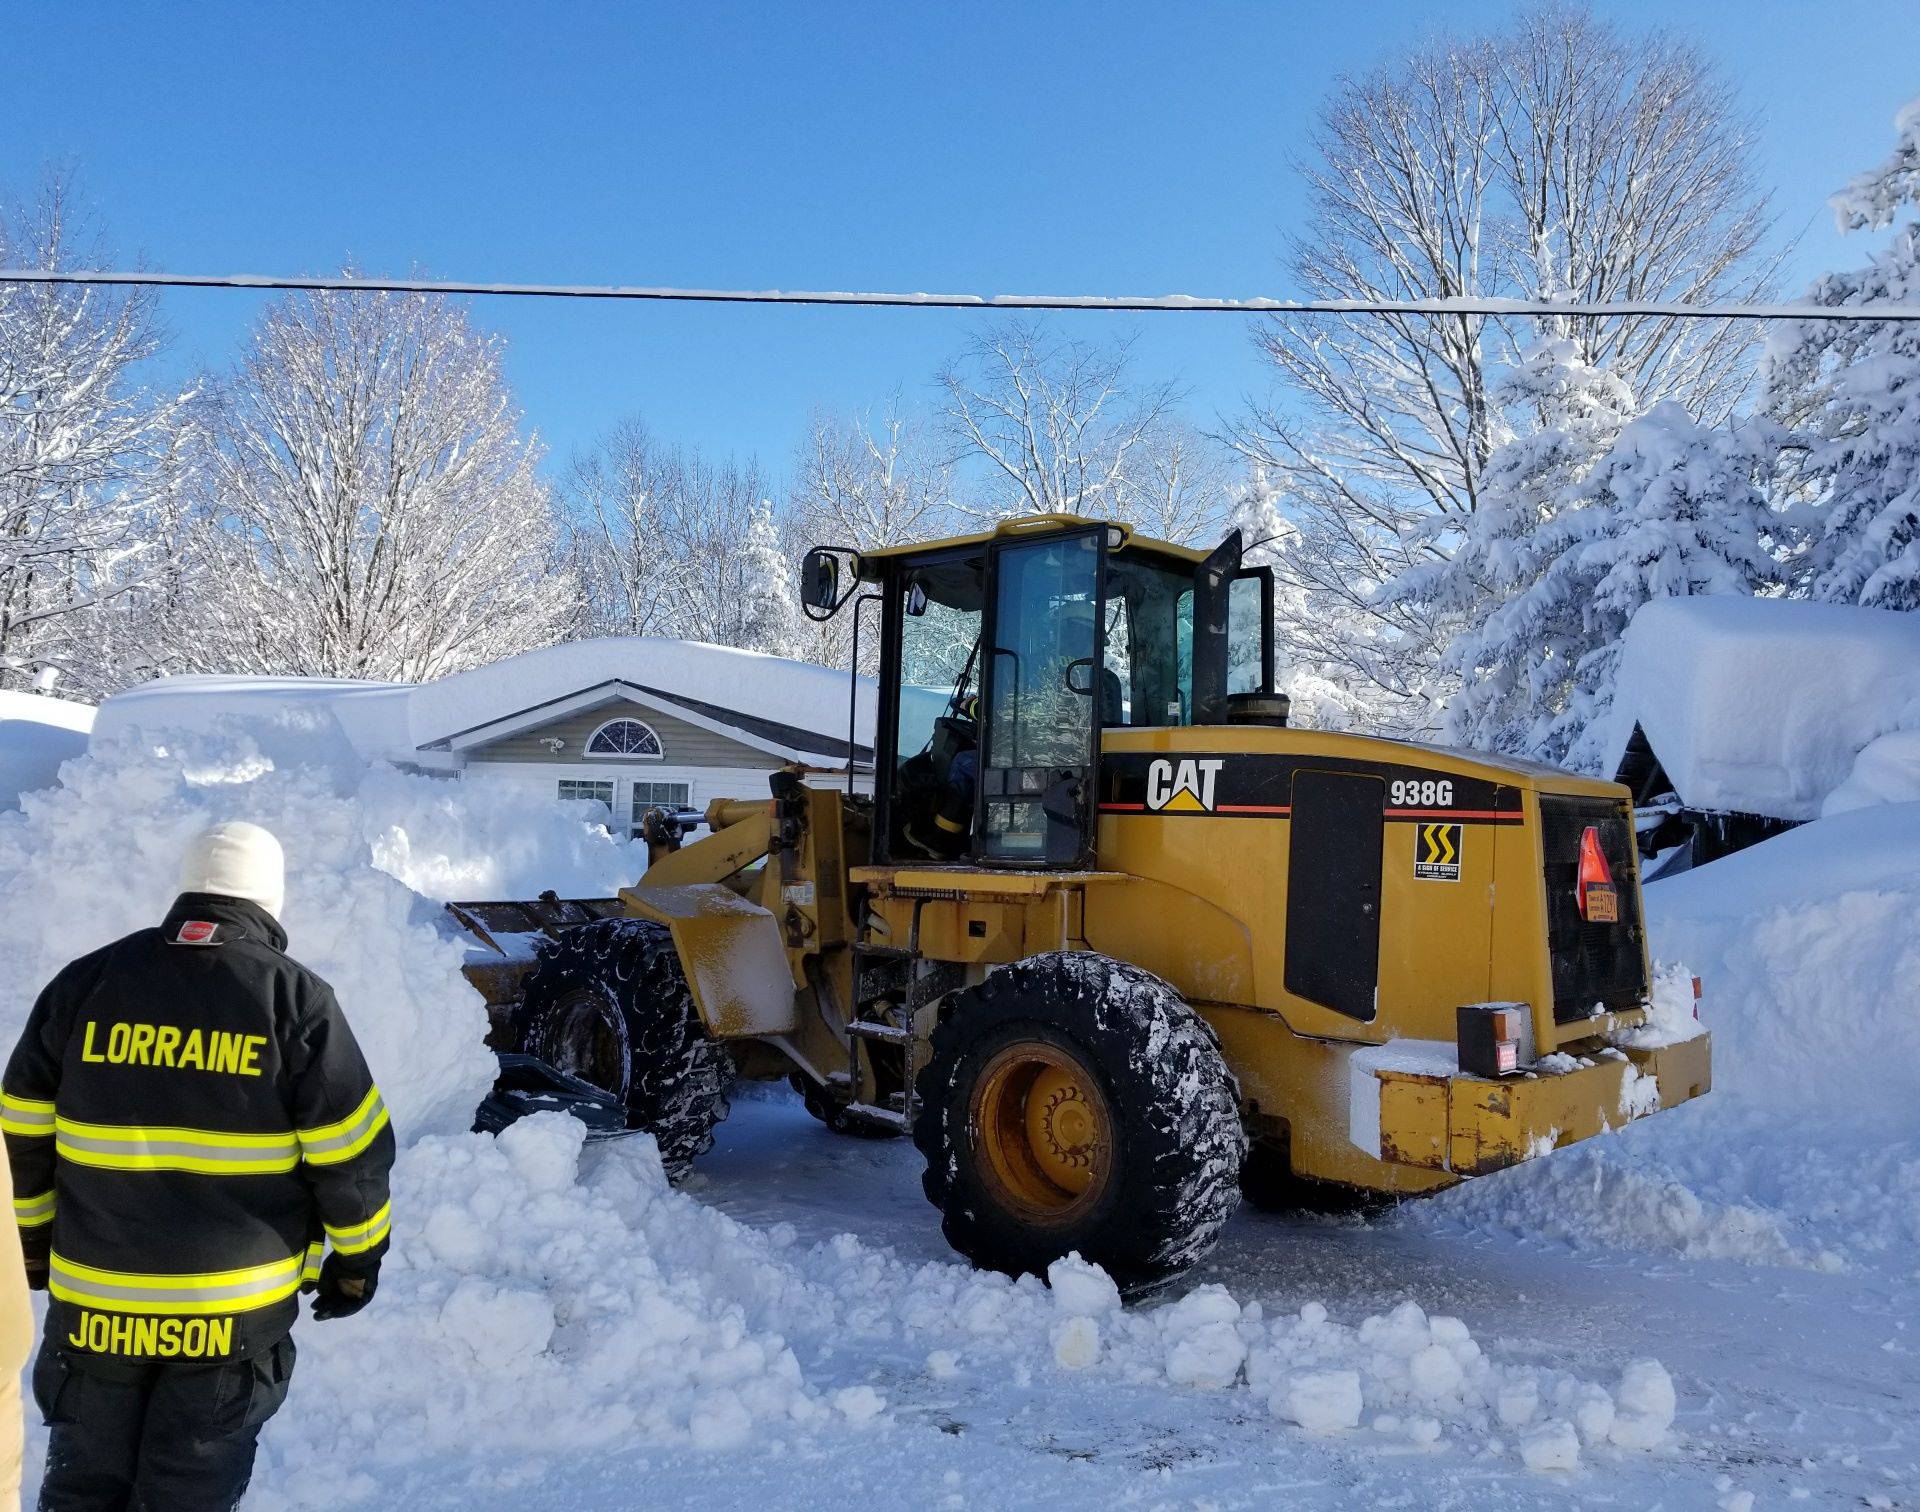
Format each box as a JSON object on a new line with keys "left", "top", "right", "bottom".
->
{"left": 2, "top": 895, "right": 395, "bottom": 1362}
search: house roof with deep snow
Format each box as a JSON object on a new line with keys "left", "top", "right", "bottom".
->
{"left": 1604, "top": 596, "right": 1920, "bottom": 822}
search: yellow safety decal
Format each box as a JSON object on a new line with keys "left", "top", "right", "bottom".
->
{"left": 1, "top": 1091, "right": 55, "bottom": 1137}
{"left": 1414, "top": 821, "right": 1463, "bottom": 882}
{"left": 297, "top": 1087, "right": 390, "bottom": 1167}
{"left": 50, "top": 1250, "right": 306, "bottom": 1317}
{"left": 54, "top": 1117, "right": 299, "bottom": 1176}
{"left": 325, "top": 1201, "right": 392, "bottom": 1256}
{"left": 12, "top": 1190, "right": 54, "bottom": 1228}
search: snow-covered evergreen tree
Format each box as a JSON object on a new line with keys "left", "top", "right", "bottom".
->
{"left": 1767, "top": 96, "right": 1920, "bottom": 611}
{"left": 1450, "top": 401, "right": 1775, "bottom": 768}
{"left": 1391, "top": 342, "right": 1637, "bottom": 754}
{"left": 726, "top": 498, "right": 802, "bottom": 657}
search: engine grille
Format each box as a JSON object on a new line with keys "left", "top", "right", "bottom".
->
{"left": 1538, "top": 795, "right": 1648, "bottom": 1024}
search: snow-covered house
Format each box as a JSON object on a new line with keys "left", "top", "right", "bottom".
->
{"left": 1604, "top": 597, "right": 1920, "bottom": 870}
{"left": 93, "top": 640, "right": 876, "bottom": 841}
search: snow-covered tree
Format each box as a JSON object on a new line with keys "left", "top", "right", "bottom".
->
{"left": 728, "top": 498, "right": 801, "bottom": 657}
{"left": 1387, "top": 341, "right": 1637, "bottom": 750}
{"left": 785, "top": 406, "right": 956, "bottom": 671}
{"left": 1441, "top": 400, "right": 1776, "bottom": 767}
{"left": 0, "top": 176, "right": 195, "bottom": 696}
{"left": 1228, "top": 470, "right": 1400, "bottom": 733}
{"left": 1231, "top": 3, "right": 1775, "bottom": 729}
{"left": 187, "top": 281, "right": 568, "bottom": 682}
{"left": 939, "top": 321, "right": 1229, "bottom": 539}
{"left": 1767, "top": 96, "right": 1920, "bottom": 611}
{"left": 561, "top": 424, "right": 796, "bottom": 654}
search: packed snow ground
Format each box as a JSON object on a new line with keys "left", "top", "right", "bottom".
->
{"left": 0, "top": 701, "right": 1912, "bottom": 1508}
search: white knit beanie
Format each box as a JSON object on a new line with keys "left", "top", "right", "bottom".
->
{"left": 179, "top": 821, "right": 286, "bottom": 921}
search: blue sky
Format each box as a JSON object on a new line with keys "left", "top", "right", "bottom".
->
{"left": 12, "top": 1, "right": 1916, "bottom": 486}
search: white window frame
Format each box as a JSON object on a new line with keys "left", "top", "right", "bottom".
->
{"left": 583, "top": 717, "right": 665, "bottom": 761}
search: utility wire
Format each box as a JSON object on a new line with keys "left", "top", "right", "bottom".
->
{"left": 0, "top": 266, "right": 1917, "bottom": 321}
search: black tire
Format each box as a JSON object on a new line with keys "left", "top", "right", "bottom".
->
{"left": 787, "top": 1074, "right": 903, "bottom": 1140}
{"left": 510, "top": 919, "right": 729, "bottom": 1181}
{"left": 912, "top": 952, "right": 1246, "bottom": 1292}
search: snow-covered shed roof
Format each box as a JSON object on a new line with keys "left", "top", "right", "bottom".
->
{"left": 0, "top": 691, "right": 95, "bottom": 810}
{"left": 1605, "top": 596, "right": 1920, "bottom": 822}
{"left": 407, "top": 639, "right": 876, "bottom": 765}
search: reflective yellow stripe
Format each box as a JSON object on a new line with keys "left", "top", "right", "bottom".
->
{"left": 325, "top": 1201, "right": 392, "bottom": 1256}
{"left": 54, "top": 1117, "right": 298, "bottom": 1176}
{"left": 1, "top": 1092, "right": 54, "bottom": 1137}
{"left": 49, "top": 1250, "right": 305, "bottom": 1317}
{"left": 298, "top": 1087, "right": 390, "bottom": 1167}
{"left": 301, "top": 1242, "right": 324, "bottom": 1284}
{"left": 12, "top": 1190, "right": 54, "bottom": 1228}
{"left": 934, "top": 812, "right": 965, "bottom": 833}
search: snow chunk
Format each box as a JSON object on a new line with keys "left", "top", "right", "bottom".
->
{"left": 1282, "top": 1370, "right": 1364, "bottom": 1434}
{"left": 1047, "top": 1253, "right": 1122, "bottom": 1318}
{"left": 1160, "top": 1285, "right": 1247, "bottom": 1389}
{"left": 1050, "top": 1316, "right": 1101, "bottom": 1370}
{"left": 1520, "top": 1418, "right": 1582, "bottom": 1472}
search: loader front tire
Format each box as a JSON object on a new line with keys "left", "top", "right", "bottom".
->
{"left": 913, "top": 952, "right": 1246, "bottom": 1293}
{"left": 511, "top": 919, "right": 729, "bottom": 1181}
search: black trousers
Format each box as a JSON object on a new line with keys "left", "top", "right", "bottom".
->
{"left": 32, "top": 1335, "right": 296, "bottom": 1512}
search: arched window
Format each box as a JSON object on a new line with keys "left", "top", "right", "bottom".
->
{"left": 584, "top": 717, "right": 663, "bottom": 759}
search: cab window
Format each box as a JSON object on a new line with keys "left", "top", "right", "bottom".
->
{"left": 1102, "top": 550, "right": 1195, "bottom": 727}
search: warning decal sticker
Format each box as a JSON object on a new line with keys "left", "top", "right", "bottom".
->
{"left": 1414, "top": 822, "right": 1463, "bottom": 881}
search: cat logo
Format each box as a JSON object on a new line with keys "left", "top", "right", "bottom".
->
{"left": 1414, "top": 822, "right": 1463, "bottom": 881}
{"left": 1145, "top": 758, "right": 1225, "bottom": 813}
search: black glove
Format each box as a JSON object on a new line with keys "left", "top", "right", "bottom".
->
{"left": 21, "top": 1233, "right": 48, "bottom": 1292}
{"left": 310, "top": 1251, "right": 379, "bottom": 1321}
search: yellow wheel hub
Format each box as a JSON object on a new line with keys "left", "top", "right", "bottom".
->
{"left": 971, "top": 1041, "right": 1113, "bottom": 1224}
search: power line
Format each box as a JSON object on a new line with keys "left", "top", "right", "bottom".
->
{"left": 0, "top": 266, "right": 1917, "bottom": 321}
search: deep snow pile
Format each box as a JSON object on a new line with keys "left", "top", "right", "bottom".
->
{"left": 1602, "top": 596, "right": 1920, "bottom": 820}
{"left": 1416, "top": 801, "right": 1920, "bottom": 1273}
{"left": 0, "top": 703, "right": 1685, "bottom": 1501}
{"left": 0, "top": 690, "right": 94, "bottom": 812}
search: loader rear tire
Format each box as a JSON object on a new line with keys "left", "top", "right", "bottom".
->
{"left": 913, "top": 952, "right": 1246, "bottom": 1293}
{"left": 511, "top": 919, "right": 729, "bottom": 1182}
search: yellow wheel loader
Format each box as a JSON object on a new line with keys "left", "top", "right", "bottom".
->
{"left": 454, "top": 515, "right": 1710, "bottom": 1290}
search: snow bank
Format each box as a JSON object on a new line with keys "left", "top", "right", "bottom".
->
{"left": 1416, "top": 802, "right": 1920, "bottom": 1273}
{"left": 0, "top": 691, "right": 93, "bottom": 811}
{"left": 1604, "top": 596, "right": 1920, "bottom": 820}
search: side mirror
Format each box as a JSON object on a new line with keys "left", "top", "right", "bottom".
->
{"left": 801, "top": 549, "right": 841, "bottom": 615}
{"left": 905, "top": 580, "right": 929, "bottom": 618}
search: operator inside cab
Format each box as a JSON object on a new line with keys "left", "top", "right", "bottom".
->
{"left": 891, "top": 554, "right": 1125, "bottom": 862}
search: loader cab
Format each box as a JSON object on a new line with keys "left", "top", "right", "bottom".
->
{"left": 803, "top": 517, "right": 1275, "bottom": 871}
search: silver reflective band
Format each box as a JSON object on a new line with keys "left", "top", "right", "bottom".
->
{"left": 12, "top": 1190, "right": 54, "bottom": 1227}
{"left": 297, "top": 1088, "right": 389, "bottom": 1166}
{"left": 50, "top": 1251, "right": 307, "bottom": 1316}
{"left": 0, "top": 1092, "right": 54, "bottom": 1136}
{"left": 54, "top": 1119, "right": 298, "bottom": 1175}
